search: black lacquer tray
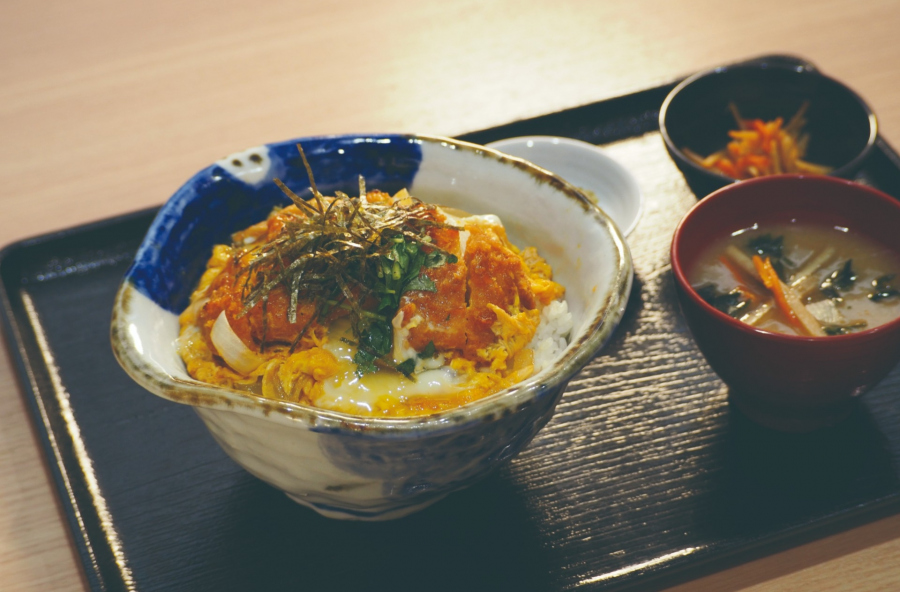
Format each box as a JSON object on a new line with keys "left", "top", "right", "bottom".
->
{"left": 3, "top": 55, "right": 900, "bottom": 592}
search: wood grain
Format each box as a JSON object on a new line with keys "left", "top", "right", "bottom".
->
{"left": 2, "top": 1, "right": 900, "bottom": 590}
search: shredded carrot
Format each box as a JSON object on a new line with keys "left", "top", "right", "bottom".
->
{"left": 752, "top": 255, "right": 805, "bottom": 331}
{"left": 684, "top": 102, "right": 832, "bottom": 180}
{"left": 715, "top": 159, "right": 738, "bottom": 178}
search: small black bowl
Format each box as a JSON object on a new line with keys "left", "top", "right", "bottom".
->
{"left": 659, "top": 58, "right": 878, "bottom": 198}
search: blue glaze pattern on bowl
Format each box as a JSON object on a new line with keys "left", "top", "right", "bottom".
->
{"left": 128, "top": 135, "right": 423, "bottom": 313}
{"left": 111, "top": 133, "right": 633, "bottom": 520}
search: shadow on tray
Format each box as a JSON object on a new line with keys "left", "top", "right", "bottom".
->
{"left": 217, "top": 471, "right": 559, "bottom": 592}
{"left": 702, "top": 398, "right": 898, "bottom": 538}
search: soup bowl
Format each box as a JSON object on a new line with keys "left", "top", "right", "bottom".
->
{"left": 671, "top": 175, "right": 900, "bottom": 432}
{"left": 111, "top": 133, "right": 633, "bottom": 519}
{"left": 660, "top": 57, "right": 877, "bottom": 198}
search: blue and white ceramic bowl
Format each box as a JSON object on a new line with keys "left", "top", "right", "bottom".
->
{"left": 111, "top": 134, "right": 633, "bottom": 520}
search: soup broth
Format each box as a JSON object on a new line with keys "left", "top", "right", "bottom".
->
{"left": 689, "top": 222, "right": 900, "bottom": 336}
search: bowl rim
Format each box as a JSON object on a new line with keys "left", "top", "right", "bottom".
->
{"left": 111, "top": 133, "right": 634, "bottom": 436}
{"left": 485, "top": 135, "right": 644, "bottom": 236}
{"left": 670, "top": 174, "right": 900, "bottom": 344}
{"left": 659, "top": 62, "right": 879, "bottom": 185}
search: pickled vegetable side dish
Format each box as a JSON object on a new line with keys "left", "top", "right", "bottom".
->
{"left": 683, "top": 102, "right": 832, "bottom": 180}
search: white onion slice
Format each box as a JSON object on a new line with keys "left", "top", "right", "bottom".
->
{"left": 458, "top": 229, "right": 470, "bottom": 258}
{"left": 210, "top": 311, "right": 264, "bottom": 374}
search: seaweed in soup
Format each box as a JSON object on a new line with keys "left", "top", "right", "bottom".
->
{"left": 820, "top": 260, "right": 858, "bottom": 303}
{"left": 696, "top": 284, "right": 753, "bottom": 318}
{"left": 688, "top": 223, "right": 900, "bottom": 338}
{"left": 869, "top": 274, "right": 900, "bottom": 302}
{"left": 822, "top": 321, "right": 869, "bottom": 336}
{"left": 747, "top": 234, "right": 792, "bottom": 281}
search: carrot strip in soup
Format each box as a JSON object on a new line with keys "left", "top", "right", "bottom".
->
{"left": 752, "top": 255, "right": 825, "bottom": 336}
{"left": 753, "top": 255, "right": 803, "bottom": 329}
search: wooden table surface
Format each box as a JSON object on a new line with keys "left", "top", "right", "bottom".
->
{"left": 3, "top": 1, "right": 900, "bottom": 590}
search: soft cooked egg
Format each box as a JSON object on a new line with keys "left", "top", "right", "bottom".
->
{"left": 317, "top": 319, "right": 462, "bottom": 414}
{"left": 391, "top": 311, "right": 421, "bottom": 365}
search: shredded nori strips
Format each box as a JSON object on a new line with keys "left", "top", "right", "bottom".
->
{"left": 233, "top": 144, "right": 458, "bottom": 374}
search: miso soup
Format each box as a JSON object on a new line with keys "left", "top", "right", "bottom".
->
{"left": 689, "top": 222, "right": 900, "bottom": 336}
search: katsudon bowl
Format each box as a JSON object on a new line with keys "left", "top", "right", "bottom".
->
{"left": 110, "top": 134, "right": 633, "bottom": 520}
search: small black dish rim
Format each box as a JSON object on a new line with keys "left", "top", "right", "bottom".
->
{"left": 658, "top": 60, "right": 879, "bottom": 191}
